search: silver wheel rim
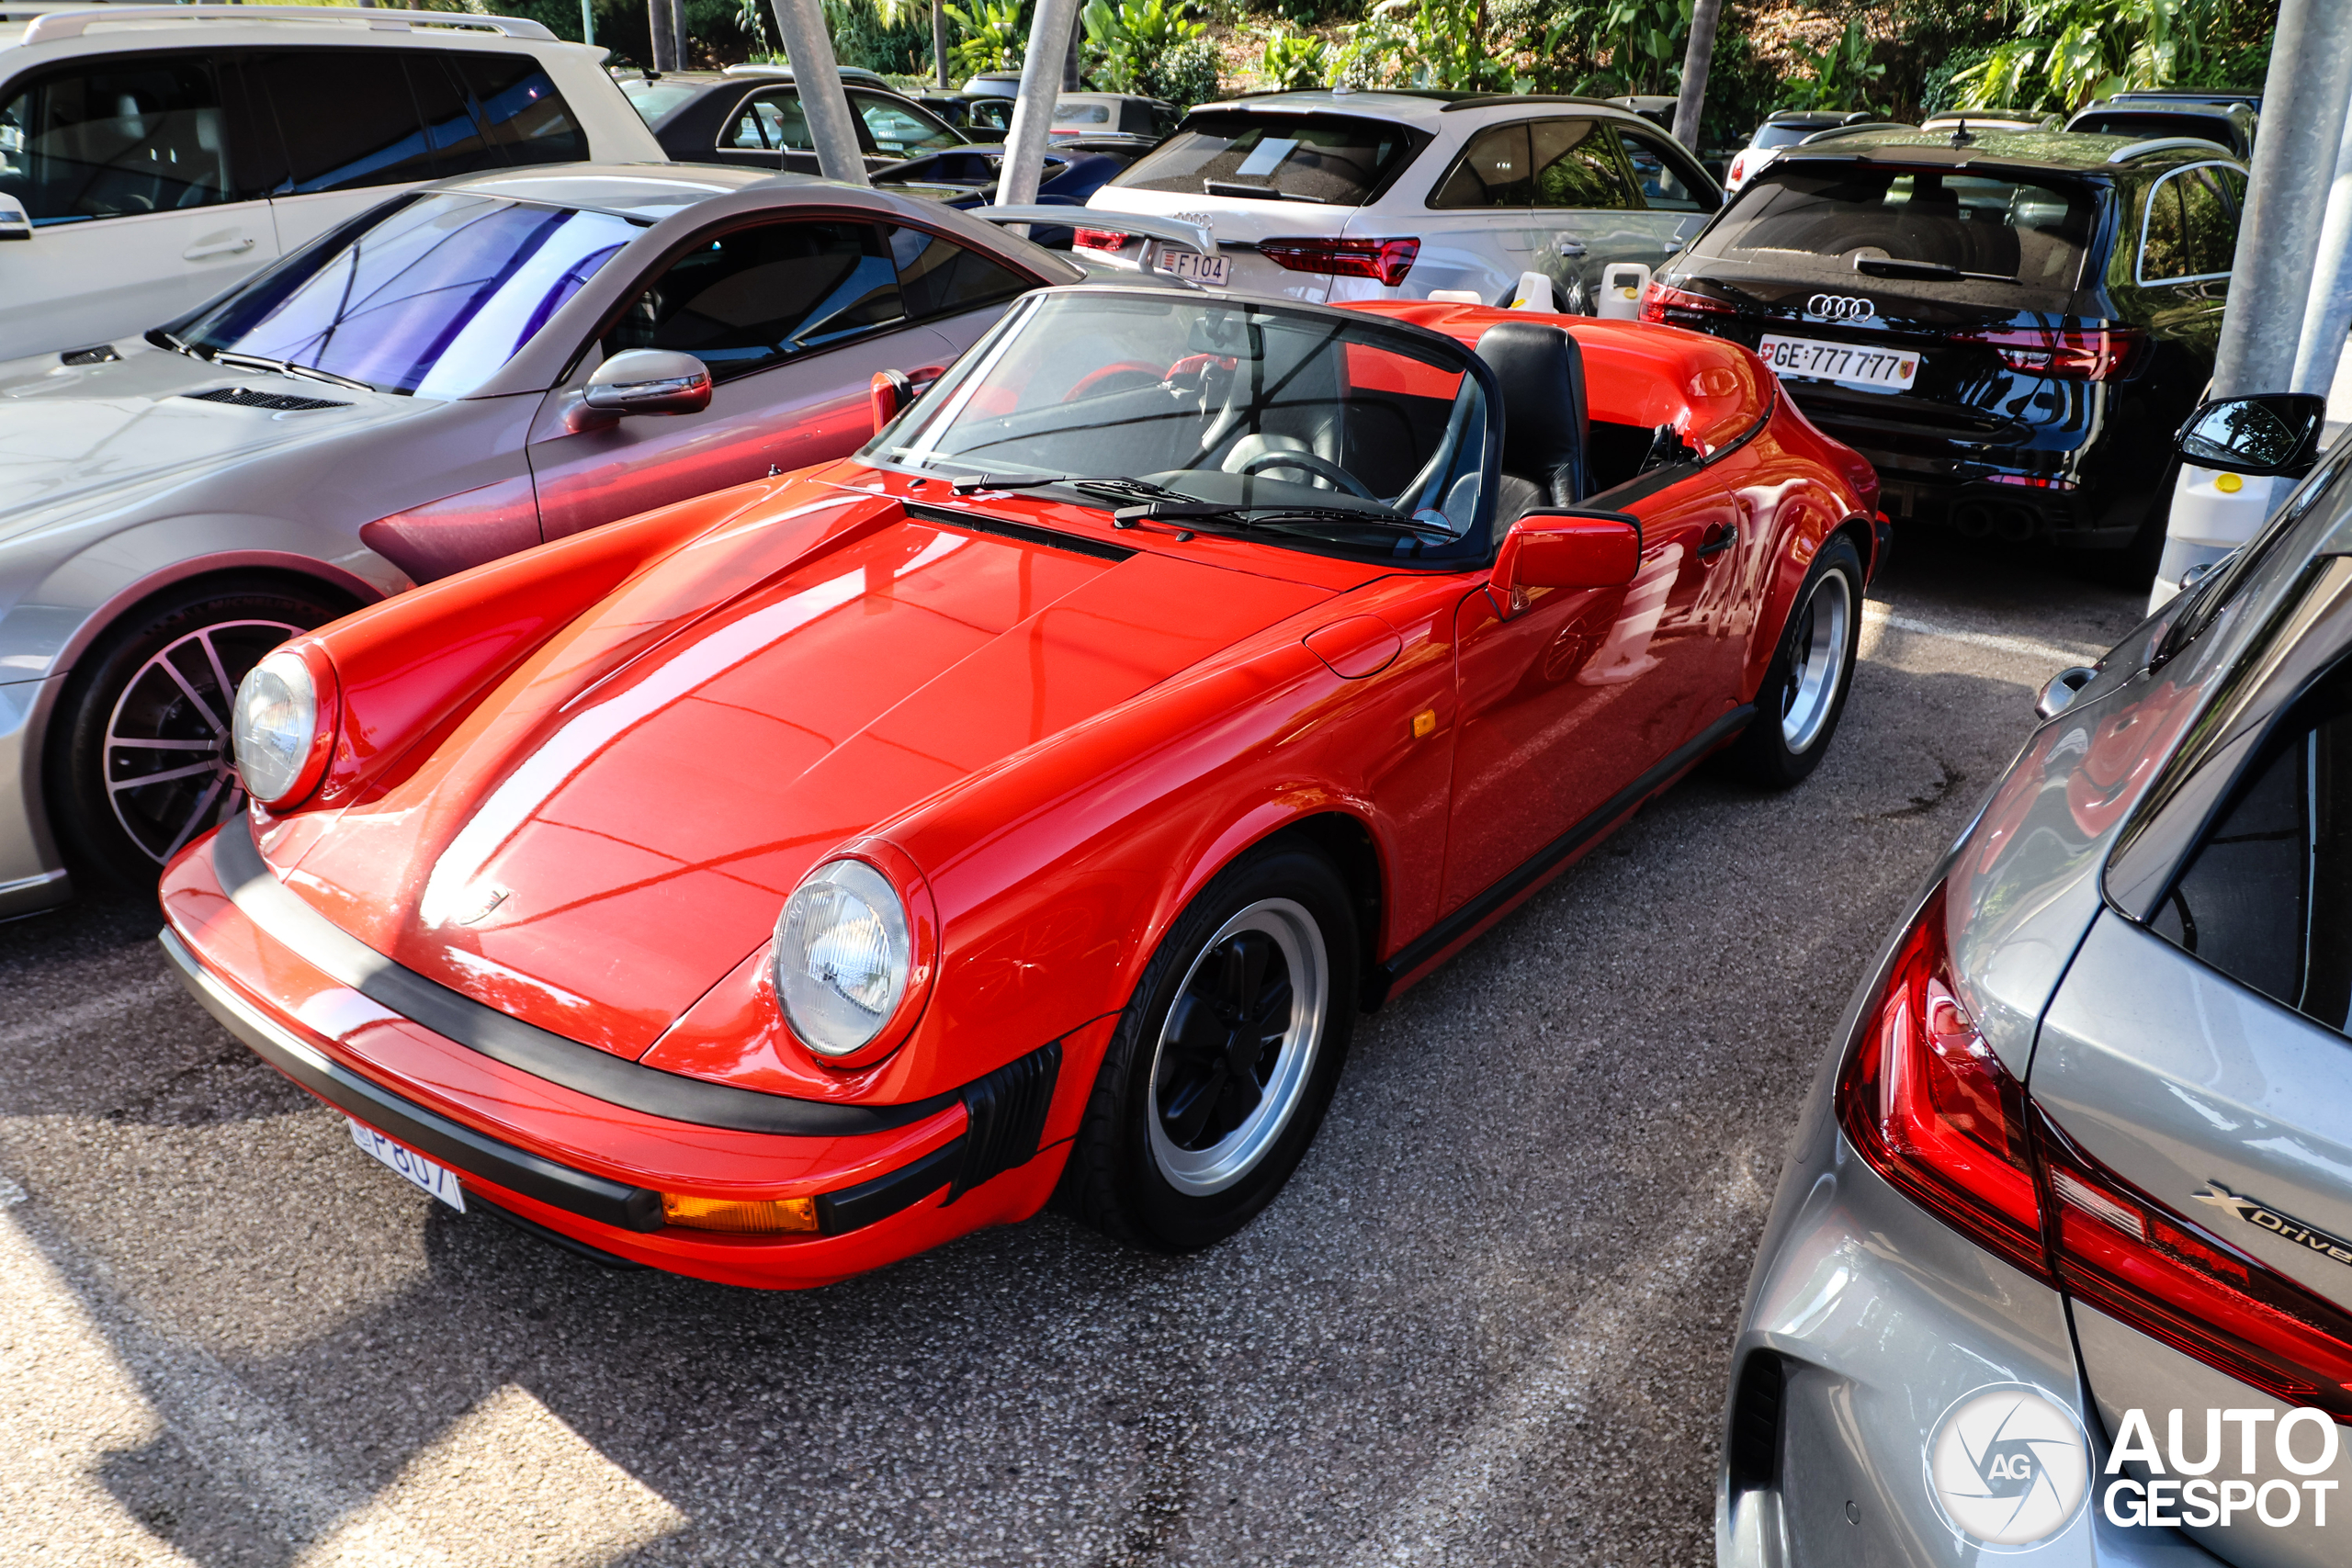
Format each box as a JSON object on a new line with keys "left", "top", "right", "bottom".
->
{"left": 1779, "top": 570, "right": 1851, "bottom": 753}
{"left": 103, "top": 619, "right": 300, "bottom": 863}
{"left": 1146, "top": 897, "right": 1329, "bottom": 1197}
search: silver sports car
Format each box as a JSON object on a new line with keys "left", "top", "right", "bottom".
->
{"left": 0, "top": 163, "right": 1087, "bottom": 913}
{"left": 1724, "top": 392, "right": 2352, "bottom": 1568}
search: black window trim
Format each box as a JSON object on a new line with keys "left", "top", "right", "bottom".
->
{"left": 1423, "top": 114, "right": 1645, "bottom": 214}
{"left": 2135, "top": 156, "right": 2248, "bottom": 287}
{"left": 1607, "top": 122, "right": 1722, "bottom": 215}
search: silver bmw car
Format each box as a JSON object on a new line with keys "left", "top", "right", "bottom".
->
{"left": 1726, "top": 393, "right": 2352, "bottom": 1568}
{"left": 0, "top": 163, "right": 1087, "bottom": 913}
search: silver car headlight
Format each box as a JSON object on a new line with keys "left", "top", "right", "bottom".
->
{"left": 773, "top": 858, "right": 913, "bottom": 1057}
{"left": 231, "top": 649, "right": 323, "bottom": 807}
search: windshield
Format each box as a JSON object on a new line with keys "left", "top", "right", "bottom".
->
{"left": 1690, "top": 164, "right": 2096, "bottom": 299}
{"left": 173, "top": 193, "right": 636, "bottom": 397}
{"left": 1113, "top": 113, "right": 1429, "bottom": 206}
{"left": 1752, "top": 123, "right": 1826, "bottom": 150}
{"left": 620, "top": 78, "right": 710, "bottom": 125}
{"left": 867, "top": 291, "right": 1494, "bottom": 559}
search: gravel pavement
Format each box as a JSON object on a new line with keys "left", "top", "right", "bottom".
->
{"left": 0, "top": 531, "right": 2147, "bottom": 1568}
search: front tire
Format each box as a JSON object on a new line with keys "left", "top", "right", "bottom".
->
{"left": 48, "top": 579, "right": 349, "bottom": 891}
{"left": 1061, "top": 841, "right": 1358, "bottom": 1251}
{"left": 1723, "top": 534, "right": 1862, "bottom": 790}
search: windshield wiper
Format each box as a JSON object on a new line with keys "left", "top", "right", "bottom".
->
{"left": 948, "top": 473, "right": 1202, "bottom": 506}
{"left": 1116, "top": 499, "right": 1453, "bottom": 543}
{"left": 1854, "top": 256, "right": 2015, "bottom": 284}
{"left": 1203, "top": 180, "right": 1330, "bottom": 204}
{"left": 209, "top": 350, "right": 375, "bottom": 393}
{"left": 146, "top": 328, "right": 205, "bottom": 360}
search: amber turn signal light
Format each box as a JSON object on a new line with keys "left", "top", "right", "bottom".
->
{"left": 662, "top": 1193, "right": 820, "bottom": 1234}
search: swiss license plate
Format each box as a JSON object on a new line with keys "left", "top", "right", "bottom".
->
{"left": 1757, "top": 333, "right": 1919, "bottom": 390}
{"left": 347, "top": 1118, "right": 466, "bottom": 1212}
{"left": 1160, "top": 249, "right": 1230, "bottom": 287}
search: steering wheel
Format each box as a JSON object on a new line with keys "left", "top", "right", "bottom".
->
{"left": 1062, "top": 360, "right": 1166, "bottom": 402}
{"left": 1235, "top": 447, "right": 1377, "bottom": 500}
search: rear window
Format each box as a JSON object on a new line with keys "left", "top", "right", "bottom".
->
{"left": 1112, "top": 112, "right": 1429, "bottom": 206}
{"left": 1688, "top": 164, "right": 2098, "bottom": 299}
{"left": 1751, "top": 123, "right": 1823, "bottom": 151}
{"left": 2074, "top": 111, "right": 2235, "bottom": 150}
{"left": 621, "top": 78, "right": 708, "bottom": 125}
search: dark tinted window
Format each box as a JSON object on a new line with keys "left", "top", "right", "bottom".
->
{"left": 608, "top": 220, "right": 902, "bottom": 380}
{"left": 1690, "top": 165, "right": 2097, "bottom": 299}
{"left": 1430, "top": 122, "right": 1529, "bottom": 209}
{"left": 735, "top": 89, "right": 811, "bottom": 152}
{"left": 853, "top": 91, "right": 960, "bottom": 156}
{"left": 1614, "top": 127, "right": 1710, "bottom": 211}
{"left": 410, "top": 54, "right": 500, "bottom": 178}
{"left": 1, "top": 57, "right": 235, "bottom": 221}
{"left": 250, "top": 51, "right": 434, "bottom": 192}
{"left": 1114, "top": 112, "right": 1426, "bottom": 206}
{"left": 888, "top": 225, "right": 1029, "bottom": 320}
{"left": 1530, "top": 118, "right": 1634, "bottom": 209}
{"left": 452, "top": 54, "right": 586, "bottom": 166}
{"left": 2153, "top": 666, "right": 2352, "bottom": 1033}
{"left": 2141, "top": 164, "right": 2239, "bottom": 282}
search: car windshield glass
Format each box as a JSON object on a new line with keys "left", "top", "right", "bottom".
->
{"left": 1689, "top": 164, "right": 2096, "bottom": 299}
{"left": 867, "top": 291, "right": 1492, "bottom": 559}
{"left": 620, "top": 78, "right": 708, "bottom": 123}
{"left": 1752, "top": 123, "right": 1823, "bottom": 150}
{"left": 174, "top": 192, "right": 636, "bottom": 397}
{"left": 1112, "top": 113, "right": 1427, "bottom": 206}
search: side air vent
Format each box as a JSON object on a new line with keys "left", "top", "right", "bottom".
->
{"left": 1726, "top": 1349, "right": 1787, "bottom": 1490}
{"left": 950, "top": 1039, "right": 1063, "bottom": 1200}
{"left": 183, "top": 386, "right": 350, "bottom": 412}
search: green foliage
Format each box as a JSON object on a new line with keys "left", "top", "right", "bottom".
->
{"left": 1949, "top": 0, "right": 2237, "bottom": 114}
{"left": 1333, "top": 0, "right": 1517, "bottom": 92}
{"left": 1485, "top": 0, "right": 1686, "bottom": 97}
{"left": 1082, "top": 0, "right": 1209, "bottom": 90}
{"left": 1258, "top": 26, "right": 1331, "bottom": 91}
{"left": 1779, "top": 17, "right": 1885, "bottom": 113}
{"left": 943, "top": 0, "right": 1027, "bottom": 73}
{"left": 1152, "top": 35, "right": 1224, "bottom": 107}
{"left": 1918, "top": 42, "right": 1996, "bottom": 115}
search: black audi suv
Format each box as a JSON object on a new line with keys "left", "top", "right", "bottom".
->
{"left": 1645, "top": 128, "right": 2247, "bottom": 580}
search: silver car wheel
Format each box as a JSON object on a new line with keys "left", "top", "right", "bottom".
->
{"left": 1146, "top": 897, "right": 1329, "bottom": 1197}
{"left": 1779, "top": 570, "right": 1851, "bottom": 753}
{"left": 103, "top": 619, "right": 300, "bottom": 863}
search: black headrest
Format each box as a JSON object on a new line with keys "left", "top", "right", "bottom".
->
{"left": 1476, "top": 321, "right": 1588, "bottom": 507}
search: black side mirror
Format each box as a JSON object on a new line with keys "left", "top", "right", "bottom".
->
{"left": 2175, "top": 393, "right": 2326, "bottom": 479}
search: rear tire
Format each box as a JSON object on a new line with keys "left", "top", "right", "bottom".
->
{"left": 48, "top": 579, "right": 349, "bottom": 892}
{"left": 1723, "top": 535, "right": 1863, "bottom": 790}
{"left": 1059, "top": 841, "right": 1358, "bottom": 1251}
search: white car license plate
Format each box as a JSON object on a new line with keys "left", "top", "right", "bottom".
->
{"left": 347, "top": 1118, "right": 466, "bottom": 1212}
{"left": 1160, "top": 249, "right": 1230, "bottom": 287}
{"left": 1757, "top": 334, "right": 1919, "bottom": 390}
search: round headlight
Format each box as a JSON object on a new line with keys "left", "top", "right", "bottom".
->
{"left": 773, "top": 859, "right": 912, "bottom": 1057}
{"left": 231, "top": 649, "right": 319, "bottom": 807}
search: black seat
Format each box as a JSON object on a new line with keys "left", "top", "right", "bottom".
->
{"left": 1475, "top": 321, "right": 1589, "bottom": 532}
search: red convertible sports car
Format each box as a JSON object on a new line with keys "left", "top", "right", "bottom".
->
{"left": 160, "top": 287, "right": 1883, "bottom": 1287}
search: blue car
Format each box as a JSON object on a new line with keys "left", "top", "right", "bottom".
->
{"left": 872, "top": 142, "right": 1136, "bottom": 248}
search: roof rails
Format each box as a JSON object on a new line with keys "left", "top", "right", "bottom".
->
{"left": 20, "top": 5, "right": 556, "bottom": 45}
{"left": 2108, "top": 135, "right": 2236, "bottom": 163}
{"left": 1437, "top": 92, "right": 1636, "bottom": 113}
{"left": 1797, "top": 122, "right": 1916, "bottom": 144}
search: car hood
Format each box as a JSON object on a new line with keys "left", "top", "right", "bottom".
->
{"left": 0, "top": 347, "right": 410, "bottom": 531}
{"left": 282, "top": 496, "right": 1336, "bottom": 1059}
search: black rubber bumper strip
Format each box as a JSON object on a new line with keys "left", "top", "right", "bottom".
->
{"left": 209, "top": 815, "right": 956, "bottom": 1137}
{"left": 161, "top": 926, "right": 667, "bottom": 1233}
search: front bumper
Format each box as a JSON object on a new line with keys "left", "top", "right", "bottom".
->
{"left": 160, "top": 817, "right": 1092, "bottom": 1290}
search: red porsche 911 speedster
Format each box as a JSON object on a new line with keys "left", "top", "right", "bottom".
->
{"left": 160, "top": 287, "right": 1883, "bottom": 1288}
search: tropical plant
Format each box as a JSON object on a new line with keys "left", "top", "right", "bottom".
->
{"left": 1333, "top": 0, "right": 1517, "bottom": 92}
{"left": 944, "top": 0, "right": 1027, "bottom": 74}
{"left": 1153, "top": 35, "right": 1222, "bottom": 106}
{"left": 1082, "top": 0, "right": 1208, "bottom": 93}
{"left": 1949, "top": 0, "right": 2234, "bottom": 114}
{"left": 1259, "top": 26, "right": 1330, "bottom": 92}
{"left": 1488, "top": 0, "right": 1687, "bottom": 97}
{"left": 1779, "top": 17, "right": 1886, "bottom": 113}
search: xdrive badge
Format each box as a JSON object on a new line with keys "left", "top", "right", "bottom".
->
{"left": 2192, "top": 1179, "right": 2352, "bottom": 1271}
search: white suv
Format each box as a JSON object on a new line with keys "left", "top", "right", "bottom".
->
{"left": 1079, "top": 90, "right": 1721, "bottom": 312}
{"left": 0, "top": 4, "right": 662, "bottom": 359}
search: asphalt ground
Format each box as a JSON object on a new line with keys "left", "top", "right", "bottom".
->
{"left": 0, "top": 529, "right": 2148, "bottom": 1568}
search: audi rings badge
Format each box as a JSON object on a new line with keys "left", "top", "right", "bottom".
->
{"left": 1808, "top": 294, "right": 1875, "bottom": 321}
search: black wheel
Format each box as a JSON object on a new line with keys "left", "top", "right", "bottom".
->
{"left": 48, "top": 579, "right": 349, "bottom": 891}
{"left": 1059, "top": 841, "right": 1358, "bottom": 1251}
{"left": 1723, "top": 534, "right": 1863, "bottom": 790}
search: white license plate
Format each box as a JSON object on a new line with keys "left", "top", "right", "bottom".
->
{"left": 1160, "top": 249, "right": 1230, "bottom": 287}
{"left": 347, "top": 1118, "right": 466, "bottom": 1212}
{"left": 1757, "top": 333, "right": 1919, "bottom": 390}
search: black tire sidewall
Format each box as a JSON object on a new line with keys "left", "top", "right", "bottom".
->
{"left": 48, "top": 579, "right": 347, "bottom": 891}
{"left": 1730, "top": 534, "right": 1864, "bottom": 789}
{"left": 1070, "top": 842, "right": 1359, "bottom": 1252}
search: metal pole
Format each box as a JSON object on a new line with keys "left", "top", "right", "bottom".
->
{"left": 2291, "top": 108, "right": 2352, "bottom": 396}
{"left": 648, "top": 0, "right": 675, "bottom": 72}
{"left": 767, "top": 0, "right": 872, "bottom": 186}
{"left": 1064, "top": 15, "right": 1080, "bottom": 93}
{"left": 996, "top": 0, "right": 1084, "bottom": 216}
{"left": 671, "top": 0, "right": 691, "bottom": 69}
{"left": 582, "top": 0, "right": 594, "bottom": 49}
{"left": 2153, "top": 0, "right": 2352, "bottom": 607}
{"left": 933, "top": 0, "right": 950, "bottom": 90}
{"left": 1670, "top": 0, "right": 1722, "bottom": 153}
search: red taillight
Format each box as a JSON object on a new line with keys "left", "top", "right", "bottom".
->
{"left": 1641, "top": 280, "right": 1735, "bottom": 325}
{"left": 1838, "top": 885, "right": 2047, "bottom": 1277}
{"left": 1960, "top": 326, "right": 2145, "bottom": 381}
{"left": 1073, "top": 227, "right": 1126, "bottom": 253}
{"left": 1728, "top": 152, "right": 1748, "bottom": 186}
{"left": 1840, "top": 885, "right": 2352, "bottom": 1418}
{"left": 1258, "top": 236, "right": 1419, "bottom": 287}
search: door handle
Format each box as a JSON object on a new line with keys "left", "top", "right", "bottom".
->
{"left": 1696, "top": 522, "right": 1738, "bottom": 558}
{"left": 183, "top": 236, "right": 256, "bottom": 261}
{"left": 1555, "top": 235, "right": 1588, "bottom": 257}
